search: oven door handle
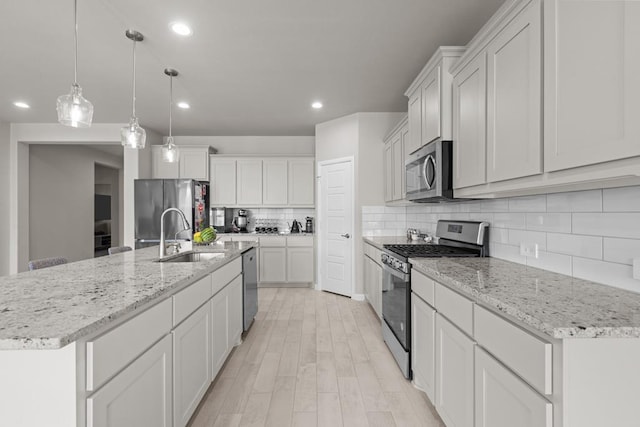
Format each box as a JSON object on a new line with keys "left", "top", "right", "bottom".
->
{"left": 382, "top": 263, "right": 410, "bottom": 283}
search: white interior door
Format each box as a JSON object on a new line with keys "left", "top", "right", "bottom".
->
{"left": 319, "top": 159, "right": 353, "bottom": 297}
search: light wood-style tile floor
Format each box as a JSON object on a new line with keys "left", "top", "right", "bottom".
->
{"left": 189, "top": 287, "right": 445, "bottom": 427}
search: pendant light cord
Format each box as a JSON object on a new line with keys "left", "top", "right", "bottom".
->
{"left": 169, "top": 75, "right": 173, "bottom": 138}
{"left": 74, "top": 0, "right": 78, "bottom": 85}
{"left": 132, "top": 39, "right": 136, "bottom": 117}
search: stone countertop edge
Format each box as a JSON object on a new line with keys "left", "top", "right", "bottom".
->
{"left": 409, "top": 257, "right": 640, "bottom": 340}
{"left": 0, "top": 242, "right": 257, "bottom": 351}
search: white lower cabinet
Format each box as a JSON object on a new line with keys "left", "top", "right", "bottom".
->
{"left": 287, "top": 247, "right": 314, "bottom": 283}
{"left": 173, "top": 303, "right": 212, "bottom": 427}
{"left": 363, "top": 255, "right": 382, "bottom": 318}
{"left": 211, "top": 286, "right": 229, "bottom": 378}
{"left": 411, "top": 293, "right": 436, "bottom": 403}
{"left": 227, "top": 275, "right": 243, "bottom": 348}
{"left": 435, "top": 313, "right": 475, "bottom": 427}
{"left": 260, "top": 247, "right": 287, "bottom": 282}
{"left": 475, "top": 347, "right": 553, "bottom": 427}
{"left": 87, "top": 334, "right": 173, "bottom": 427}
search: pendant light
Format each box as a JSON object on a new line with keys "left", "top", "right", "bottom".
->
{"left": 162, "top": 68, "right": 179, "bottom": 163}
{"left": 120, "top": 30, "right": 146, "bottom": 148}
{"left": 56, "top": 0, "right": 93, "bottom": 128}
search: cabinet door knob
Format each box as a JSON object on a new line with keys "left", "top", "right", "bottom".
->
{"left": 341, "top": 233, "right": 351, "bottom": 239}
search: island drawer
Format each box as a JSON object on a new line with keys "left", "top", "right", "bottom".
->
{"left": 412, "top": 270, "right": 435, "bottom": 307}
{"left": 86, "top": 298, "right": 172, "bottom": 392}
{"left": 474, "top": 305, "right": 552, "bottom": 395}
{"left": 435, "top": 282, "right": 474, "bottom": 336}
{"left": 173, "top": 275, "right": 213, "bottom": 327}
{"left": 212, "top": 258, "right": 242, "bottom": 296}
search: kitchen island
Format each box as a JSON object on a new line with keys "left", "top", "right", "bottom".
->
{"left": 0, "top": 241, "right": 256, "bottom": 427}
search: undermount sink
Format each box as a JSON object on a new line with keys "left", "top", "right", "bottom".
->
{"left": 158, "top": 252, "right": 226, "bottom": 263}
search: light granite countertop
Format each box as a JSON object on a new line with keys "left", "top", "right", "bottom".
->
{"left": 0, "top": 242, "right": 256, "bottom": 350}
{"left": 363, "top": 235, "right": 432, "bottom": 249}
{"left": 363, "top": 236, "right": 640, "bottom": 339}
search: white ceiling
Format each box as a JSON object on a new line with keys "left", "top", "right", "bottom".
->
{"left": 0, "top": 0, "right": 504, "bottom": 136}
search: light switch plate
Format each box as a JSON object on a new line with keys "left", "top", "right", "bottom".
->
{"left": 633, "top": 259, "right": 640, "bottom": 280}
{"left": 520, "top": 243, "right": 539, "bottom": 259}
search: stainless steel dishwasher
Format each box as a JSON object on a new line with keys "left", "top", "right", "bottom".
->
{"left": 242, "top": 248, "right": 258, "bottom": 331}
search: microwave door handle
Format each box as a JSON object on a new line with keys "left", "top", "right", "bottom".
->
{"left": 423, "top": 155, "right": 436, "bottom": 190}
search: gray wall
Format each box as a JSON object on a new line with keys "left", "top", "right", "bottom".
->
{"left": 315, "top": 112, "right": 404, "bottom": 296}
{"left": 29, "top": 145, "right": 123, "bottom": 264}
{"left": 0, "top": 123, "right": 9, "bottom": 276}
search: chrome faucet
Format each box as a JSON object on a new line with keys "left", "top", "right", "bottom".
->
{"left": 159, "top": 208, "right": 191, "bottom": 258}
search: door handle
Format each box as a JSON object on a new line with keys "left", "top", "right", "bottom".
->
{"left": 341, "top": 233, "right": 351, "bottom": 239}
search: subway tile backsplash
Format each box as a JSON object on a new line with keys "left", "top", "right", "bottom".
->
{"left": 363, "top": 186, "right": 640, "bottom": 293}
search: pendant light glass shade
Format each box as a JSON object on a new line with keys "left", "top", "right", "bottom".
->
{"left": 57, "top": 0, "right": 93, "bottom": 128}
{"left": 57, "top": 84, "right": 93, "bottom": 128}
{"left": 162, "top": 136, "right": 179, "bottom": 162}
{"left": 121, "top": 30, "right": 146, "bottom": 148}
{"left": 162, "top": 68, "right": 179, "bottom": 163}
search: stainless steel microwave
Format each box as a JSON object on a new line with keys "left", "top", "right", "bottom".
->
{"left": 405, "top": 139, "right": 454, "bottom": 202}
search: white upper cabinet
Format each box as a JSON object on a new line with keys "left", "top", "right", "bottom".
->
{"left": 263, "top": 159, "right": 288, "bottom": 205}
{"left": 288, "top": 158, "right": 315, "bottom": 206}
{"left": 236, "top": 159, "right": 263, "bottom": 206}
{"left": 383, "top": 116, "right": 408, "bottom": 204}
{"left": 209, "top": 157, "right": 315, "bottom": 207}
{"left": 405, "top": 47, "right": 465, "bottom": 157}
{"left": 407, "top": 92, "right": 422, "bottom": 156}
{"left": 209, "top": 158, "right": 237, "bottom": 206}
{"left": 453, "top": 52, "right": 487, "bottom": 189}
{"left": 544, "top": 0, "right": 640, "bottom": 171}
{"left": 486, "top": 0, "right": 542, "bottom": 183}
{"left": 152, "top": 145, "right": 211, "bottom": 181}
{"left": 422, "top": 66, "right": 441, "bottom": 145}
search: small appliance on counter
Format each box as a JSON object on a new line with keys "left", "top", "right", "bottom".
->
{"left": 233, "top": 209, "right": 249, "bottom": 233}
{"left": 290, "top": 220, "right": 301, "bottom": 234}
{"left": 211, "top": 207, "right": 234, "bottom": 233}
{"left": 305, "top": 217, "right": 314, "bottom": 233}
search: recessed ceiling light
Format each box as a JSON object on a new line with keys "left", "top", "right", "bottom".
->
{"left": 170, "top": 22, "right": 192, "bottom": 36}
{"left": 311, "top": 101, "right": 323, "bottom": 109}
{"left": 13, "top": 101, "right": 30, "bottom": 109}
{"left": 177, "top": 101, "right": 190, "bottom": 109}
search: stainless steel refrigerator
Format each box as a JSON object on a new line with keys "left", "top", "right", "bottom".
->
{"left": 134, "top": 179, "right": 209, "bottom": 248}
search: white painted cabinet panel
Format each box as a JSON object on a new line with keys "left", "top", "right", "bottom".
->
{"left": 263, "top": 159, "right": 288, "bottom": 205}
{"left": 236, "top": 159, "right": 263, "bottom": 206}
{"left": 475, "top": 347, "right": 553, "bottom": 427}
{"left": 412, "top": 293, "right": 436, "bottom": 404}
{"left": 180, "top": 149, "right": 209, "bottom": 181}
{"left": 400, "top": 125, "right": 410, "bottom": 199}
{"left": 392, "top": 132, "right": 404, "bottom": 201}
{"left": 384, "top": 143, "right": 393, "bottom": 203}
{"left": 87, "top": 334, "right": 172, "bottom": 427}
{"left": 209, "top": 158, "right": 237, "bottom": 206}
{"left": 173, "top": 303, "right": 211, "bottom": 427}
{"left": 544, "top": 0, "right": 640, "bottom": 172}
{"left": 211, "top": 287, "right": 229, "bottom": 378}
{"left": 407, "top": 92, "right": 422, "bottom": 156}
{"left": 260, "top": 247, "right": 287, "bottom": 283}
{"left": 487, "top": 0, "right": 542, "bottom": 183}
{"left": 422, "top": 65, "right": 441, "bottom": 145}
{"left": 287, "top": 247, "right": 314, "bottom": 283}
{"left": 288, "top": 158, "right": 315, "bottom": 206}
{"left": 435, "top": 313, "right": 475, "bottom": 427}
{"left": 152, "top": 146, "right": 180, "bottom": 179}
{"left": 227, "top": 275, "right": 243, "bottom": 348}
{"left": 453, "top": 52, "right": 487, "bottom": 189}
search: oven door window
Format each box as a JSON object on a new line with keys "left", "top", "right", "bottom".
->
{"left": 382, "top": 268, "right": 409, "bottom": 350}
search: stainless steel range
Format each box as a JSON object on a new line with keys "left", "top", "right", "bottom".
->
{"left": 381, "top": 220, "right": 489, "bottom": 379}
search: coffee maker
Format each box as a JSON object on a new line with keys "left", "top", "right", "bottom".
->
{"left": 233, "top": 209, "right": 249, "bottom": 233}
{"left": 210, "top": 207, "right": 234, "bottom": 233}
{"left": 305, "top": 217, "right": 314, "bottom": 233}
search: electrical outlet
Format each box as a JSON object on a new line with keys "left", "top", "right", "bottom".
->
{"left": 519, "top": 243, "right": 539, "bottom": 259}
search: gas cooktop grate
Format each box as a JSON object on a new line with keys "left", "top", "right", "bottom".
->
{"left": 383, "top": 244, "right": 480, "bottom": 258}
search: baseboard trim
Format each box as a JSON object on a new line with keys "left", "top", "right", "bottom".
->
{"left": 258, "top": 282, "right": 313, "bottom": 288}
{"left": 351, "top": 293, "right": 365, "bottom": 301}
